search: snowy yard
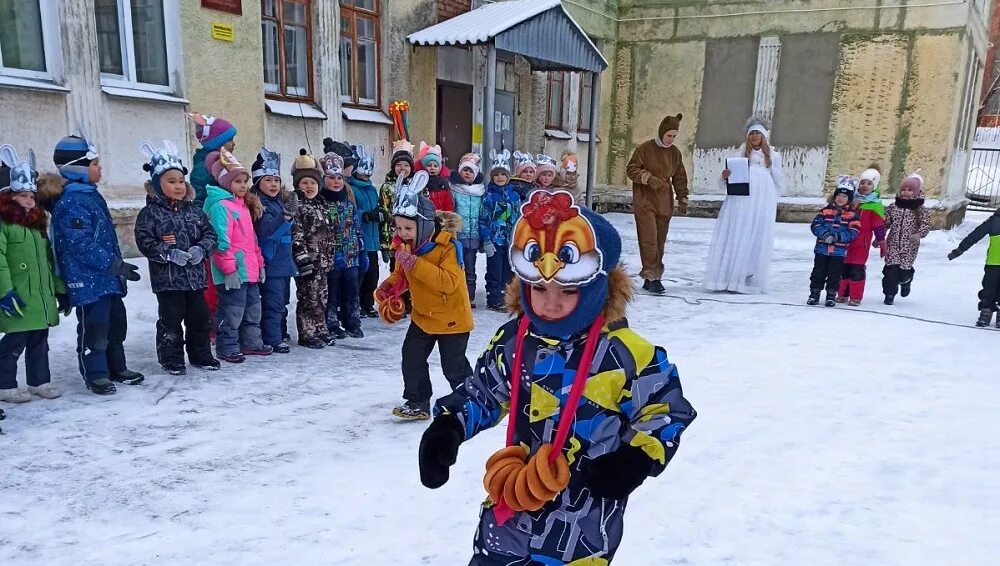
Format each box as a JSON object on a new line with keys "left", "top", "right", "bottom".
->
{"left": 2, "top": 213, "right": 998, "bottom": 565}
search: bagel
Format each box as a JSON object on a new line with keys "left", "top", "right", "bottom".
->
{"left": 485, "top": 459, "right": 523, "bottom": 500}
{"left": 525, "top": 454, "right": 554, "bottom": 502}
{"left": 513, "top": 466, "right": 547, "bottom": 511}
{"left": 485, "top": 446, "right": 527, "bottom": 470}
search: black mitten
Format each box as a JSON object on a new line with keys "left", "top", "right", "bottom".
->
{"left": 418, "top": 413, "right": 464, "bottom": 489}
{"left": 582, "top": 443, "right": 653, "bottom": 500}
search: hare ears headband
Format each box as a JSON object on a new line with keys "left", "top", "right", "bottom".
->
{"left": 490, "top": 149, "right": 511, "bottom": 171}
{"left": 352, "top": 144, "right": 376, "bottom": 176}
{"left": 392, "top": 170, "right": 429, "bottom": 218}
{"left": 139, "top": 140, "right": 187, "bottom": 177}
{"left": 0, "top": 145, "right": 38, "bottom": 193}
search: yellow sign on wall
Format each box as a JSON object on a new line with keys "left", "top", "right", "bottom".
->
{"left": 472, "top": 123, "right": 483, "bottom": 144}
{"left": 211, "top": 22, "right": 235, "bottom": 42}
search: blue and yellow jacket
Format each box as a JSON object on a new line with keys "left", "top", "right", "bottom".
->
{"left": 811, "top": 204, "right": 861, "bottom": 257}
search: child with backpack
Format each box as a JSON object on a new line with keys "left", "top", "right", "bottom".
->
{"left": 809, "top": 176, "right": 862, "bottom": 307}
{"left": 0, "top": 146, "right": 66, "bottom": 403}
{"left": 883, "top": 172, "right": 931, "bottom": 305}
{"left": 134, "top": 141, "right": 220, "bottom": 375}
{"left": 479, "top": 150, "right": 522, "bottom": 312}
{"left": 204, "top": 149, "right": 269, "bottom": 363}
{"left": 291, "top": 150, "right": 336, "bottom": 349}
{"left": 251, "top": 147, "right": 298, "bottom": 353}
{"left": 376, "top": 172, "right": 473, "bottom": 421}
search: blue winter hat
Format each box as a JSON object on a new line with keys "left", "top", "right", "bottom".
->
{"left": 53, "top": 135, "right": 99, "bottom": 183}
{"left": 510, "top": 191, "right": 621, "bottom": 338}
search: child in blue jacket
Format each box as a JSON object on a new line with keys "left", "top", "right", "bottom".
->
{"left": 809, "top": 176, "right": 862, "bottom": 307}
{"left": 479, "top": 151, "right": 522, "bottom": 311}
{"left": 251, "top": 147, "right": 297, "bottom": 353}
{"left": 450, "top": 152, "right": 486, "bottom": 306}
{"left": 40, "top": 135, "right": 144, "bottom": 395}
{"left": 348, "top": 144, "right": 382, "bottom": 319}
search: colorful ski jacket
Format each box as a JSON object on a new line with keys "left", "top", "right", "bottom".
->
{"left": 449, "top": 170, "right": 485, "bottom": 244}
{"left": 204, "top": 185, "right": 264, "bottom": 285}
{"left": 135, "top": 182, "right": 218, "bottom": 292}
{"left": 845, "top": 208, "right": 886, "bottom": 265}
{"left": 479, "top": 181, "right": 522, "bottom": 247}
{"left": 812, "top": 204, "right": 861, "bottom": 257}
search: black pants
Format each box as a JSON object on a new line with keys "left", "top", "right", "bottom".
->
{"left": 978, "top": 265, "right": 1000, "bottom": 311}
{"left": 76, "top": 294, "right": 128, "bottom": 384}
{"left": 0, "top": 329, "right": 50, "bottom": 389}
{"left": 401, "top": 323, "right": 472, "bottom": 405}
{"left": 882, "top": 264, "right": 915, "bottom": 297}
{"left": 359, "top": 251, "right": 380, "bottom": 311}
{"left": 809, "top": 254, "right": 845, "bottom": 295}
{"left": 156, "top": 290, "right": 214, "bottom": 366}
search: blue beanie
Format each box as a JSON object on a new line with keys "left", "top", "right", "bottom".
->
{"left": 512, "top": 193, "right": 622, "bottom": 338}
{"left": 53, "top": 135, "right": 96, "bottom": 182}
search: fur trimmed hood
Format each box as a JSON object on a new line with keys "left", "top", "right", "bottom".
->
{"left": 503, "top": 264, "right": 633, "bottom": 327}
{"left": 437, "top": 210, "right": 462, "bottom": 235}
{"left": 0, "top": 193, "right": 48, "bottom": 232}
{"left": 36, "top": 173, "right": 65, "bottom": 211}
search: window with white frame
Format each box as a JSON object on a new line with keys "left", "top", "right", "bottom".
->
{"left": 262, "top": 0, "right": 313, "bottom": 100}
{"left": 0, "top": 0, "right": 60, "bottom": 81}
{"left": 545, "top": 72, "right": 565, "bottom": 130}
{"left": 95, "top": 0, "right": 175, "bottom": 91}
{"left": 340, "top": 0, "right": 380, "bottom": 107}
{"left": 577, "top": 72, "right": 594, "bottom": 132}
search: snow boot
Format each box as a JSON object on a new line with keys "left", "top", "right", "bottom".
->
{"left": 192, "top": 357, "right": 221, "bottom": 371}
{"left": 0, "top": 388, "right": 33, "bottom": 403}
{"left": 329, "top": 324, "right": 348, "bottom": 340}
{"left": 346, "top": 328, "right": 364, "bottom": 339}
{"left": 86, "top": 378, "right": 117, "bottom": 395}
{"left": 836, "top": 280, "right": 850, "bottom": 303}
{"left": 361, "top": 306, "right": 379, "bottom": 318}
{"left": 392, "top": 400, "right": 431, "bottom": 421}
{"left": 242, "top": 345, "right": 273, "bottom": 356}
{"left": 807, "top": 289, "right": 821, "bottom": 306}
{"left": 28, "top": 383, "right": 61, "bottom": 399}
{"left": 976, "top": 308, "right": 994, "bottom": 327}
{"left": 825, "top": 293, "right": 837, "bottom": 307}
{"left": 884, "top": 295, "right": 895, "bottom": 305}
{"left": 298, "top": 337, "right": 326, "bottom": 350}
{"left": 848, "top": 299, "right": 862, "bottom": 307}
{"left": 272, "top": 341, "right": 291, "bottom": 354}
{"left": 900, "top": 279, "right": 912, "bottom": 298}
{"left": 836, "top": 296, "right": 849, "bottom": 304}
{"left": 648, "top": 280, "right": 666, "bottom": 294}
{"left": 162, "top": 363, "right": 186, "bottom": 376}
{"left": 323, "top": 334, "right": 338, "bottom": 346}
{"left": 110, "top": 369, "right": 145, "bottom": 385}
{"left": 219, "top": 352, "right": 245, "bottom": 364}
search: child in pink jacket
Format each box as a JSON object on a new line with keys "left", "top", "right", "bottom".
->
{"left": 204, "top": 149, "right": 269, "bottom": 363}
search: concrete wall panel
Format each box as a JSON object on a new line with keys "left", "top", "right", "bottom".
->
{"left": 772, "top": 34, "right": 840, "bottom": 146}
{"left": 0, "top": 89, "right": 69, "bottom": 173}
{"left": 696, "top": 37, "right": 759, "bottom": 149}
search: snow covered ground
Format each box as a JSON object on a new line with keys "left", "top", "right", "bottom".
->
{"left": 2, "top": 213, "right": 998, "bottom": 566}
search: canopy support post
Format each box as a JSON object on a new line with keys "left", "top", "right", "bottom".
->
{"left": 483, "top": 42, "right": 497, "bottom": 167}
{"left": 585, "top": 71, "right": 601, "bottom": 209}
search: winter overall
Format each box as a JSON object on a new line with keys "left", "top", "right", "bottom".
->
{"left": 839, "top": 207, "right": 885, "bottom": 303}
{"left": 809, "top": 205, "right": 861, "bottom": 299}
{"left": 479, "top": 182, "right": 521, "bottom": 309}
{"left": 626, "top": 139, "right": 688, "bottom": 282}
{"left": 882, "top": 200, "right": 931, "bottom": 300}
{"left": 135, "top": 182, "right": 218, "bottom": 367}
{"left": 292, "top": 189, "right": 335, "bottom": 343}
{"left": 254, "top": 190, "right": 297, "bottom": 347}
{"left": 326, "top": 189, "right": 364, "bottom": 335}
{"left": 451, "top": 170, "right": 486, "bottom": 303}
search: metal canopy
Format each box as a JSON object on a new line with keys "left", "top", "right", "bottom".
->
{"left": 407, "top": 0, "right": 608, "bottom": 73}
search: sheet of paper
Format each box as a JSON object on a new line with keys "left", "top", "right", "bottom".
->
{"left": 726, "top": 158, "right": 750, "bottom": 184}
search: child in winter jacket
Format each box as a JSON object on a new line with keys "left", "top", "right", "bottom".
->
{"left": 838, "top": 166, "right": 886, "bottom": 306}
{"left": 418, "top": 191, "right": 696, "bottom": 564}
{"left": 479, "top": 151, "right": 522, "bottom": 311}
{"left": 251, "top": 147, "right": 297, "bottom": 353}
{"left": 379, "top": 140, "right": 415, "bottom": 262}
{"left": 419, "top": 142, "right": 455, "bottom": 212}
{"left": 203, "top": 149, "right": 269, "bottom": 363}
{"left": 188, "top": 113, "right": 237, "bottom": 210}
{"left": 320, "top": 152, "right": 366, "bottom": 340}
{"left": 0, "top": 146, "right": 66, "bottom": 403}
{"left": 134, "top": 141, "right": 220, "bottom": 375}
{"left": 948, "top": 208, "right": 1000, "bottom": 327}
{"left": 509, "top": 151, "right": 537, "bottom": 200}
{"left": 450, "top": 152, "right": 486, "bottom": 305}
{"left": 377, "top": 172, "right": 473, "bottom": 421}
{"left": 809, "top": 177, "right": 862, "bottom": 307}
{"left": 883, "top": 172, "right": 931, "bottom": 305}
{"left": 291, "top": 150, "right": 336, "bottom": 349}
{"left": 556, "top": 151, "right": 582, "bottom": 201}
{"left": 349, "top": 144, "right": 382, "bottom": 319}
{"left": 533, "top": 154, "right": 559, "bottom": 194}
{"left": 41, "top": 135, "right": 144, "bottom": 395}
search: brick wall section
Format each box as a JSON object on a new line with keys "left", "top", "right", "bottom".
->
{"left": 438, "top": 0, "right": 470, "bottom": 22}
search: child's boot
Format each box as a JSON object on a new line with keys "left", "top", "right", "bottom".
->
{"left": 825, "top": 292, "right": 837, "bottom": 307}
{"left": 807, "top": 289, "right": 821, "bottom": 306}
{"left": 86, "top": 378, "right": 117, "bottom": 395}
{"left": 191, "top": 355, "right": 221, "bottom": 371}
{"left": 27, "top": 383, "right": 61, "bottom": 399}
{"left": 392, "top": 400, "right": 431, "bottom": 421}
{"left": 976, "top": 308, "right": 993, "bottom": 327}
{"left": 111, "top": 369, "right": 145, "bottom": 385}
{"left": 884, "top": 295, "right": 895, "bottom": 305}
{"left": 162, "top": 363, "right": 186, "bottom": 376}
{"left": 847, "top": 281, "right": 864, "bottom": 306}
{"left": 0, "top": 388, "right": 33, "bottom": 403}
{"left": 272, "top": 341, "right": 292, "bottom": 354}
{"left": 900, "top": 275, "right": 913, "bottom": 297}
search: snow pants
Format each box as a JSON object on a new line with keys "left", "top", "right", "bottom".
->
{"left": 977, "top": 265, "right": 1000, "bottom": 311}
{"left": 0, "top": 329, "right": 50, "bottom": 389}
{"left": 471, "top": 485, "right": 626, "bottom": 564}
{"left": 359, "top": 251, "right": 380, "bottom": 312}
{"left": 400, "top": 323, "right": 471, "bottom": 406}
{"left": 295, "top": 272, "right": 329, "bottom": 342}
{"left": 461, "top": 238, "right": 480, "bottom": 303}
{"left": 260, "top": 276, "right": 291, "bottom": 347}
{"left": 327, "top": 267, "right": 361, "bottom": 333}
{"left": 76, "top": 294, "right": 129, "bottom": 385}
{"left": 810, "top": 254, "right": 845, "bottom": 295}
{"left": 882, "top": 264, "right": 915, "bottom": 299}
{"left": 838, "top": 263, "right": 867, "bottom": 301}
{"left": 633, "top": 185, "right": 672, "bottom": 281}
{"left": 215, "top": 283, "right": 264, "bottom": 356}
{"left": 155, "top": 290, "right": 214, "bottom": 366}
{"left": 485, "top": 245, "right": 512, "bottom": 308}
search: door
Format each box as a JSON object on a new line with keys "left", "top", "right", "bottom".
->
{"left": 437, "top": 82, "right": 473, "bottom": 170}
{"left": 492, "top": 91, "right": 516, "bottom": 153}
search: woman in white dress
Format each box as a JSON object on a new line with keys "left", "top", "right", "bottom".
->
{"left": 703, "top": 119, "right": 786, "bottom": 294}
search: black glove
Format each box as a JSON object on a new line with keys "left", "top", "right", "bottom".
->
{"left": 948, "top": 249, "right": 961, "bottom": 261}
{"left": 419, "top": 413, "right": 464, "bottom": 489}
{"left": 56, "top": 294, "right": 72, "bottom": 316}
{"left": 296, "top": 253, "right": 315, "bottom": 278}
{"left": 380, "top": 249, "right": 391, "bottom": 264}
{"left": 112, "top": 258, "right": 141, "bottom": 282}
{"left": 581, "top": 444, "right": 653, "bottom": 500}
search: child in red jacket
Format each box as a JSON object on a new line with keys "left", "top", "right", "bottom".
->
{"left": 838, "top": 166, "right": 886, "bottom": 306}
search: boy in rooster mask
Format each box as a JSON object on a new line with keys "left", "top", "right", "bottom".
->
{"left": 419, "top": 191, "right": 697, "bottom": 564}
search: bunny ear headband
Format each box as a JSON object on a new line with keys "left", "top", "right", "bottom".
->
{"left": 0, "top": 144, "right": 39, "bottom": 193}
{"left": 352, "top": 144, "right": 376, "bottom": 176}
{"left": 393, "top": 171, "right": 430, "bottom": 218}
{"left": 139, "top": 140, "right": 186, "bottom": 177}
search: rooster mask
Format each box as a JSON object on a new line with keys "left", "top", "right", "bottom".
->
{"left": 510, "top": 191, "right": 621, "bottom": 338}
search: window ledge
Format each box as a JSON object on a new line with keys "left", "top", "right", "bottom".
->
{"left": 101, "top": 86, "right": 188, "bottom": 104}
{"left": 342, "top": 107, "right": 393, "bottom": 125}
{"left": 266, "top": 99, "right": 327, "bottom": 120}
{"left": 0, "top": 74, "right": 69, "bottom": 93}
{"left": 544, "top": 129, "right": 572, "bottom": 140}
{"left": 576, "top": 132, "right": 601, "bottom": 143}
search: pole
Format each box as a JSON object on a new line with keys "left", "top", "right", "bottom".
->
{"left": 585, "top": 71, "right": 601, "bottom": 209}
{"left": 483, "top": 43, "right": 497, "bottom": 166}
